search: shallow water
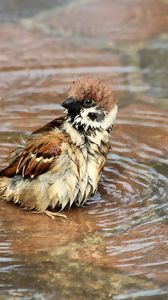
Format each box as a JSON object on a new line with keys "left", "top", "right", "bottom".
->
{"left": 0, "top": 1, "right": 168, "bottom": 299}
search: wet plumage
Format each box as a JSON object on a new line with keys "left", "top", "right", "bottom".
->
{"left": 0, "top": 77, "right": 118, "bottom": 218}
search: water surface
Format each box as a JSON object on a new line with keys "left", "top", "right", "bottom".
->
{"left": 0, "top": 1, "right": 168, "bottom": 299}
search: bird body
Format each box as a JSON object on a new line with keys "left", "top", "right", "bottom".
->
{"left": 0, "top": 78, "right": 118, "bottom": 216}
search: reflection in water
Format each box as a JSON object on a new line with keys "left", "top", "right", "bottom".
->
{"left": 0, "top": 98, "right": 168, "bottom": 298}
{"left": 0, "top": 9, "right": 168, "bottom": 300}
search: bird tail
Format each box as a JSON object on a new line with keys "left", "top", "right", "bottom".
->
{"left": 0, "top": 177, "right": 12, "bottom": 201}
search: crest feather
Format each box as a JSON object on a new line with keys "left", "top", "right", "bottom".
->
{"left": 68, "top": 77, "right": 116, "bottom": 112}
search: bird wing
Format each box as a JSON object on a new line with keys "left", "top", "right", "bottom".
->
{"left": 32, "top": 116, "right": 65, "bottom": 135}
{"left": 0, "top": 132, "right": 67, "bottom": 179}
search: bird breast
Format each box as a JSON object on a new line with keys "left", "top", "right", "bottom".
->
{"left": 46, "top": 138, "right": 108, "bottom": 211}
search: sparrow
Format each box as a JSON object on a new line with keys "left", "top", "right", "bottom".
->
{"left": 0, "top": 77, "right": 118, "bottom": 219}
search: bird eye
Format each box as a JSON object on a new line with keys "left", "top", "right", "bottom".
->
{"left": 83, "top": 99, "right": 93, "bottom": 107}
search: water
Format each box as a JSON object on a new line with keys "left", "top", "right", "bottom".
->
{"left": 0, "top": 1, "right": 168, "bottom": 299}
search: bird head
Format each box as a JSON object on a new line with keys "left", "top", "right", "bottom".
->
{"left": 62, "top": 77, "right": 118, "bottom": 133}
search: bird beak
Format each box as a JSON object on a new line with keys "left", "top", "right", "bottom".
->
{"left": 62, "top": 97, "right": 81, "bottom": 115}
{"left": 62, "top": 97, "right": 77, "bottom": 109}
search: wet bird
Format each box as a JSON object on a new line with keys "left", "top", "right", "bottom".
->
{"left": 0, "top": 77, "right": 118, "bottom": 219}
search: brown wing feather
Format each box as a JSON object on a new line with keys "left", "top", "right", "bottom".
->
{"left": 0, "top": 132, "right": 66, "bottom": 179}
{"left": 32, "top": 116, "right": 65, "bottom": 135}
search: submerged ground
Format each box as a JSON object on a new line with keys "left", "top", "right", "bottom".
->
{"left": 0, "top": 0, "right": 168, "bottom": 299}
